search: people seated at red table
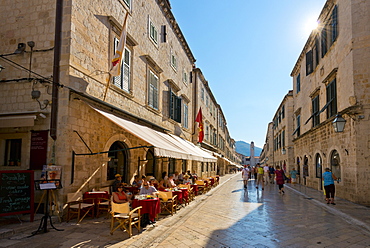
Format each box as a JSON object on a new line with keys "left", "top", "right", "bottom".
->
{"left": 173, "top": 171, "right": 179, "bottom": 184}
{"left": 183, "top": 175, "right": 192, "bottom": 184}
{"left": 112, "top": 183, "right": 131, "bottom": 204}
{"left": 149, "top": 177, "right": 159, "bottom": 189}
{"left": 132, "top": 175, "right": 142, "bottom": 187}
{"left": 168, "top": 174, "right": 177, "bottom": 188}
{"left": 178, "top": 171, "right": 185, "bottom": 184}
{"left": 158, "top": 179, "right": 167, "bottom": 191}
{"left": 162, "top": 171, "right": 168, "bottom": 181}
{"left": 139, "top": 182, "right": 158, "bottom": 196}
{"left": 112, "top": 174, "right": 125, "bottom": 192}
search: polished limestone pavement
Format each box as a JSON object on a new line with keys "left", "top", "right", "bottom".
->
{"left": 0, "top": 173, "right": 369, "bottom": 247}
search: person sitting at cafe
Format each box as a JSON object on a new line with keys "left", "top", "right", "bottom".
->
{"left": 178, "top": 171, "right": 185, "bottom": 184}
{"left": 139, "top": 182, "right": 158, "bottom": 196}
{"left": 112, "top": 183, "right": 131, "bottom": 204}
{"left": 168, "top": 174, "right": 177, "bottom": 188}
{"left": 183, "top": 175, "right": 192, "bottom": 184}
{"left": 149, "top": 177, "right": 159, "bottom": 189}
{"left": 187, "top": 170, "right": 193, "bottom": 181}
{"left": 112, "top": 174, "right": 123, "bottom": 192}
{"left": 132, "top": 175, "right": 141, "bottom": 187}
{"left": 158, "top": 179, "right": 167, "bottom": 191}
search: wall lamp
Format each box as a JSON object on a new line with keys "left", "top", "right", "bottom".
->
{"left": 282, "top": 147, "right": 293, "bottom": 155}
{"left": 14, "top": 43, "right": 26, "bottom": 54}
{"left": 0, "top": 65, "right": 4, "bottom": 72}
{"left": 332, "top": 114, "right": 346, "bottom": 132}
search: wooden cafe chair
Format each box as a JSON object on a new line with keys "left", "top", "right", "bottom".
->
{"left": 195, "top": 180, "right": 206, "bottom": 195}
{"left": 66, "top": 192, "right": 95, "bottom": 224}
{"left": 158, "top": 191, "right": 177, "bottom": 215}
{"left": 110, "top": 202, "right": 142, "bottom": 238}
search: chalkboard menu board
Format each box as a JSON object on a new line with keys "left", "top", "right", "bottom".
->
{"left": 0, "top": 170, "right": 34, "bottom": 222}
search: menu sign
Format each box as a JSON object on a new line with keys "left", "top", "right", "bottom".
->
{"left": 0, "top": 170, "right": 34, "bottom": 221}
{"left": 30, "top": 130, "right": 48, "bottom": 170}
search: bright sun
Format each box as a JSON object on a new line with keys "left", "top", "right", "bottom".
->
{"left": 303, "top": 17, "right": 319, "bottom": 36}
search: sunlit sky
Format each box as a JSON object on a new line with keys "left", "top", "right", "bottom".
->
{"left": 171, "top": 0, "right": 326, "bottom": 148}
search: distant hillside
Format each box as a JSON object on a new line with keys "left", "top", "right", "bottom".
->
{"left": 235, "top": 141, "right": 262, "bottom": 157}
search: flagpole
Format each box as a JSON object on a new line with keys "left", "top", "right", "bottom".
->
{"left": 103, "top": 73, "right": 111, "bottom": 101}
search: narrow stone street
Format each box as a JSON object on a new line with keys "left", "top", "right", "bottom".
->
{"left": 1, "top": 173, "right": 369, "bottom": 247}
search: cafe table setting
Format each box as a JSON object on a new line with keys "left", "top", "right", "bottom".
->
{"left": 131, "top": 195, "right": 160, "bottom": 223}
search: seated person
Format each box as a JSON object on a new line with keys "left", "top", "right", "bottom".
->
{"left": 158, "top": 179, "right": 167, "bottom": 191}
{"left": 149, "top": 177, "right": 159, "bottom": 189}
{"left": 112, "top": 183, "right": 131, "bottom": 203}
{"left": 132, "top": 175, "right": 141, "bottom": 187}
{"left": 111, "top": 174, "right": 123, "bottom": 192}
{"left": 183, "top": 175, "right": 192, "bottom": 184}
{"left": 139, "top": 182, "right": 158, "bottom": 196}
{"left": 168, "top": 174, "right": 177, "bottom": 188}
{"left": 178, "top": 171, "right": 184, "bottom": 184}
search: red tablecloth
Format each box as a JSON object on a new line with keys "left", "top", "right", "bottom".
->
{"left": 191, "top": 185, "right": 198, "bottom": 195}
{"left": 83, "top": 191, "right": 110, "bottom": 203}
{"left": 179, "top": 188, "right": 188, "bottom": 202}
{"left": 209, "top": 178, "right": 215, "bottom": 186}
{"left": 172, "top": 190, "right": 183, "bottom": 204}
{"left": 132, "top": 198, "right": 160, "bottom": 222}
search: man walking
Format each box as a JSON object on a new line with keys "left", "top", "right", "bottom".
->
{"left": 256, "top": 163, "right": 264, "bottom": 190}
{"left": 242, "top": 164, "right": 250, "bottom": 189}
{"left": 263, "top": 164, "right": 270, "bottom": 185}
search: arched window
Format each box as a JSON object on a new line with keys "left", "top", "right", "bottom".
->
{"left": 315, "top": 154, "right": 322, "bottom": 178}
{"left": 303, "top": 156, "right": 309, "bottom": 178}
{"left": 107, "top": 141, "right": 129, "bottom": 182}
{"left": 296, "top": 157, "right": 300, "bottom": 175}
{"left": 330, "top": 150, "right": 341, "bottom": 179}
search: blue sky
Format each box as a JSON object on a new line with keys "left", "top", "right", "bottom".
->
{"left": 171, "top": 1, "right": 326, "bottom": 148}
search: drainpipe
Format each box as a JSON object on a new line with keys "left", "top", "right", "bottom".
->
{"left": 50, "top": 0, "right": 63, "bottom": 140}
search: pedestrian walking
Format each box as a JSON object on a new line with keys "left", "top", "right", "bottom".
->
{"left": 322, "top": 167, "right": 338, "bottom": 205}
{"left": 274, "top": 165, "right": 285, "bottom": 194}
{"left": 269, "top": 165, "right": 275, "bottom": 184}
{"left": 242, "top": 164, "right": 250, "bottom": 189}
{"left": 256, "top": 163, "right": 264, "bottom": 190}
{"left": 253, "top": 166, "right": 258, "bottom": 180}
{"left": 263, "top": 164, "right": 270, "bottom": 185}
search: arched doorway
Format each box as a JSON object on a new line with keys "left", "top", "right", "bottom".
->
{"left": 296, "top": 157, "right": 301, "bottom": 184}
{"left": 303, "top": 156, "right": 309, "bottom": 185}
{"left": 315, "top": 153, "right": 322, "bottom": 189}
{"left": 330, "top": 150, "right": 341, "bottom": 180}
{"left": 107, "top": 141, "right": 129, "bottom": 183}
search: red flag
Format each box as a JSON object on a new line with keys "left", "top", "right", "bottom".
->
{"left": 195, "top": 108, "right": 204, "bottom": 143}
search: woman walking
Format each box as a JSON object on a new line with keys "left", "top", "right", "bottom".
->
{"left": 274, "top": 165, "right": 285, "bottom": 194}
{"left": 322, "top": 168, "right": 338, "bottom": 205}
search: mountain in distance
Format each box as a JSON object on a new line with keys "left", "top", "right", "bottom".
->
{"left": 235, "top": 141, "right": 262, "bottom": 157}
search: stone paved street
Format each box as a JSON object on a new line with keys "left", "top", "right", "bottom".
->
{"left": 1, "top": 173, "right": 370, "bottom": 247}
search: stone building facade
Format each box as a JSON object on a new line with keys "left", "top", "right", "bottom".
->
{"left": 262, "top": 0, "right": 370, "bottom": 205}
{"left": 0, "top": 0, "right": 238, "bottom": 211}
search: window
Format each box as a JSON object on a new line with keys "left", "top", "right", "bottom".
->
{"left": 170, "top": 53, "right": 177, "bottom": 70}
{"left": 296, "top": 74, "right": 301, "bottom": 93}
{"left": 206, "top": 96, "right": 209, "bottom": 108}
{"left": 123, "top": 0, "right": 131, "bottom": 9}
{"left": 201, "top": 87, "right": 204, "bottom": 101}
{"left": 182, "top": 70, "right": 188, "bottom": 84}
{"left": 183, "top": 103, "right": 188, "bottom": 128}
{"left": 326, "top": 79, "right": 337, "bottom": 118}
{"left": 282, "top": 130, "right": 285, "bottom": 148}
{"left": 149, "top": 19, "right": 158, "bottom": 44}
{"left": 113, "top": 38, "right": 131, "bottom": 92}
{"left": 4, "top": 139, "right": 22, "bottom": 166}
{"left": 169, "top": 90, "right": 181, "bottom": 123}
{"left": 148, "top": 70, "right": 159, "bottom": 109}
{"left": 293, "top": 115, "right": 301, "bottom": 137}
{"left": 282, "top": 105, "right": 285, "bottom": 119}
{"left": 312, "top": 95, "right": 320, "bottom": 127}
{"left": 205, "top": 124, "right": 209, "bottom": 141}
{"left": 306, "top": 50, "right": 313, "bottom": 75}
{"left": 321, "top": 5, "right": 338, "bottom": 58}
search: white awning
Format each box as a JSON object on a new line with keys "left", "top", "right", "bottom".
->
{"left": 93, "top": 107, "right": 216, "bottom": 162}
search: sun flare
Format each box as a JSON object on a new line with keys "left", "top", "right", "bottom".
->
{"left": 304, "top": 17, "right": 319, "bottom": 36}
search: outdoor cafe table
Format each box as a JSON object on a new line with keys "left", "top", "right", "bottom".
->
{"left": 191, "top": 184, "right": 198, "bottom": 195}
{"left": 171, "top": 190, "right": 183, "bottom": 204}
{"left": 208, "top": 177, "right": 215, "bottom": 186}
{"left": 132, "top": 198, "right": 160, "bottom": 222}
{"left": 179, "top": 188, "right": 189, "bottom": 204}
{"left": 83, "top": 191, "right": 110, "bottom": 217}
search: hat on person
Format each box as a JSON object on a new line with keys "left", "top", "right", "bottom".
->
{"left": 184, "top": 175, "right": 189, "bottom": 178}
{"left": 115, "top": 174, "right": 122, "bottom": 178}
